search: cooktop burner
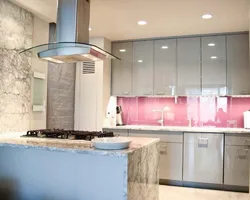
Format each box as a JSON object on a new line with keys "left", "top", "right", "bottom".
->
{"left": 23, "top": 129, "right": 114, "bottom": 141}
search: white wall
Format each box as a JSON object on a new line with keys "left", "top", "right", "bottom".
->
{"left": 30, "top": 16, "right": 49, "bottom": 130}
{"left": 74, "top": 37, "right": 111, "bottom": 131}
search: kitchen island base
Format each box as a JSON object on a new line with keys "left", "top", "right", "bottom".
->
{"left": 0, "top": 136, "right": 159, "bottom": 200}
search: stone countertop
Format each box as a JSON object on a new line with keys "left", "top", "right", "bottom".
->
{"left": 0, "top": 132, "right": 159, "bottom": 157}
{"left": 103, "top": 125, "right": 250, "bottom": 134}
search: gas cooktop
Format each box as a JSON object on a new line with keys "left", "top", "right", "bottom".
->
{"left": 22, "top": 129, "right": 114, "bottom": 141}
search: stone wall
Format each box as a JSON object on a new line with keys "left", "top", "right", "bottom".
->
{"left": 47, "top": 63, "right": 76, "bottom": 129}
{"left": 0, "top": 0, "right": 33, "bottom": 132}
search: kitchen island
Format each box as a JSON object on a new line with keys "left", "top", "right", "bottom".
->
{"left": 0, "top": 133, "right": 159, "bottom": 200}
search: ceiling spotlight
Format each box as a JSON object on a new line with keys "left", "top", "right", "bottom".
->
{"left": 138, "top": 60, "right": 143, "bottom": 63}
{"left": 89, "top": 27, "right": 92, "bottom": 31}
{"left": 119, "top": 49, "right": 126, "bottom": 52}
{"left": 202, "top": 14, "right": 213, "bottom": 19}
{"left": 138, "top": 21, "right": 147, "bottom": 25}
{"left": 211, "top": 56, "right": 217, "bottom": 59}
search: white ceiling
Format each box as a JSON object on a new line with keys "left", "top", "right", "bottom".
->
{"left": 9, "top": 0, "right": 249, "bottom": 41}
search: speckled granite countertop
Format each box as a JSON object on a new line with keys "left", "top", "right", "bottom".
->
{"left": 0, "top": 132, "right": 159, "bottom": 157}
{"left": 103, "top": 125, "right": 250, "bottom": 134}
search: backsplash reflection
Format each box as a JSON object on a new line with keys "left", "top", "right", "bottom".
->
{"left": 117, "top": 97, "right": 250, "bottom": 128}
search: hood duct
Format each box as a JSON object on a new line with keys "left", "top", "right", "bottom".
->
{"left": 20, "top": 0, "right": 120, "bottom": 63}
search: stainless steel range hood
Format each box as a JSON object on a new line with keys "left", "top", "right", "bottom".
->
{"left": 20, "top": 0, "right": 120, "bottom": 63}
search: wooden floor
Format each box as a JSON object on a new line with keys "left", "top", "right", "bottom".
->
{"left": 160, "top": 185, "right": 250, "bottom": 200}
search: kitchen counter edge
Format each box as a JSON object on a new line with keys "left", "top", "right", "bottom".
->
{"left": 103, "top": 125, "right": 250, "bottom": 134}
{"left": 0, "top": 132, "right": 160, "bottom": 157}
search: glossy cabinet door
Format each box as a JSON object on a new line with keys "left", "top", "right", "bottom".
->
{"left": 183, "top": 133, "right": 224, "bottom": 184}
{"left": 224, "top": 134, "right": 250, "bottom": 187}
{"left": 159, "top": 142, "right": 183, "bottom": 181}
{"left": 177, "top": 38, "right": 201, "bottom": 95}
{"left": 224, "top": 146, "right": 249, "bottom": 187}
{"left": 111, "top": 42, "right": 133, "bottom": 95}
{"left": 132, "top": 41, "right": 154, "bottom": 95}
{"left": 129, "top": 130, "right": 183, "bottom": 181}
{"left": 154, "top": 39, "right": 177, "bottom": 96}
{"left": 227, "top": 34, "right": 250, "bottom": 95}
{"left": 201, "top": 36, "right": 226, "bottom": 96}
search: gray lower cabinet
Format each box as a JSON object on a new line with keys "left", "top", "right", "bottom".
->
{"left": 183, "top": 133, "right": 224, "bottom": 184}
{"left": 224, "top": 135, "right": 250, "bottom": 188}
{"left": 159, "top": 142, "right": 182, "bottom": 181}
{"left": 129, "top": 130, "right": 183, "bottom": 181}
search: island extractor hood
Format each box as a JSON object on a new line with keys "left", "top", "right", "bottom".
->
{"left": 20, "top": 0, "right": 120, "bottom": 63}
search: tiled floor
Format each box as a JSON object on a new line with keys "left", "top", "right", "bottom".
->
{"left": 160, "top": 185, "right": 250, "bottom": 200}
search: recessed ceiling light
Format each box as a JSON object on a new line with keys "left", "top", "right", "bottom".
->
{"left": 202, "top": 14, "right": 213, "bottom": 19}
{"left": 208, "top": 43, "right": 215, "bottom": 47}
{"left": 161, "top": 46, "right": 168, "bottom": 49}
{"left": 119, "top": 49, "right": 126, "bottom": 52}
{"left": 89, "top": 27, "right": 92, "bottom": 31}
{"left": 138, "top": 21, "right": 147, "bottom": 25}
{"left": 211, "top": 56, "right": 217, "bottom": 59}
{"left": 138, "top": 60, "right": 143, "bottom": 63}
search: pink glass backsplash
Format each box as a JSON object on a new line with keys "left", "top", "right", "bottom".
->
{"left": 117, "top": 97, "right": 250, "bottom": 128}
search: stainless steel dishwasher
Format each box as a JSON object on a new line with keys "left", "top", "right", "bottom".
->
{"left": 183, "top": 132, "right": 224, "bottom": 185}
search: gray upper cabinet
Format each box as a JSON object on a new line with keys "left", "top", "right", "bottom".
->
{"left": 154, "top": 39, "right": 177, "bottom": 96}
{"left": 111, "top": 33, "right": 249, "bottom": 97}
{"left": 202, "top": 36, "right": 227, "bottom": 96}
{"left": 177, "top": 38, "right": 201, "bottom": 95}
{"left": 227, "top": 34, "right": 250, "bottom": 95}
{"left": 111, "top": 42, "right": 133, "bottom": 95}
{"left": 132, "top": 41, "right": 154, "bottom": 95}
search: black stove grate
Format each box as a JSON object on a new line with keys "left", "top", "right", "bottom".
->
{"left": 24, "top": 129, "right": 114, "bottom": 141}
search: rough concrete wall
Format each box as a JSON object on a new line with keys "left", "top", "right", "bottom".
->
{"left": 0, "top": 0, "right": 33, "bottom": 132}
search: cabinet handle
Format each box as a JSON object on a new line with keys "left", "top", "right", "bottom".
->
{"left": 143, "top": 92, "right": 152, "bottom": 95}
{"left": 156, "top": 92, "right": 164, "bottom": 95}
{"left": 237, "top": 148, "right": 248, "bottom": 159}
{"left": 160, "top": 144, "right": 167, "bottom": 155}
{"left": 244, "top": 140, "right": 250, "bottom": 147}
{"left": 198, "top": 137, "right": 208, "bottom": 148}
{"left": 122, "top": 91, "right": 130, "bottom": 95}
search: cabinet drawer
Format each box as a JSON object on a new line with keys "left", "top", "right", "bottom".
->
{"left": 129, "top": 130, "right": 183, "bottom": 143}
{"left": 225, "top": 135, "right": 250, "bottom": 146}
{"left": 184, "top": 132, "right": 224, "bottom": 147}
{"left": 103, "top": 129, "right": 129, "bottom": 137}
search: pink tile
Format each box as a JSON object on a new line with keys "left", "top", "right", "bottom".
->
{"left": 117, "top": 96, "right": 250, "bottom": 128}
